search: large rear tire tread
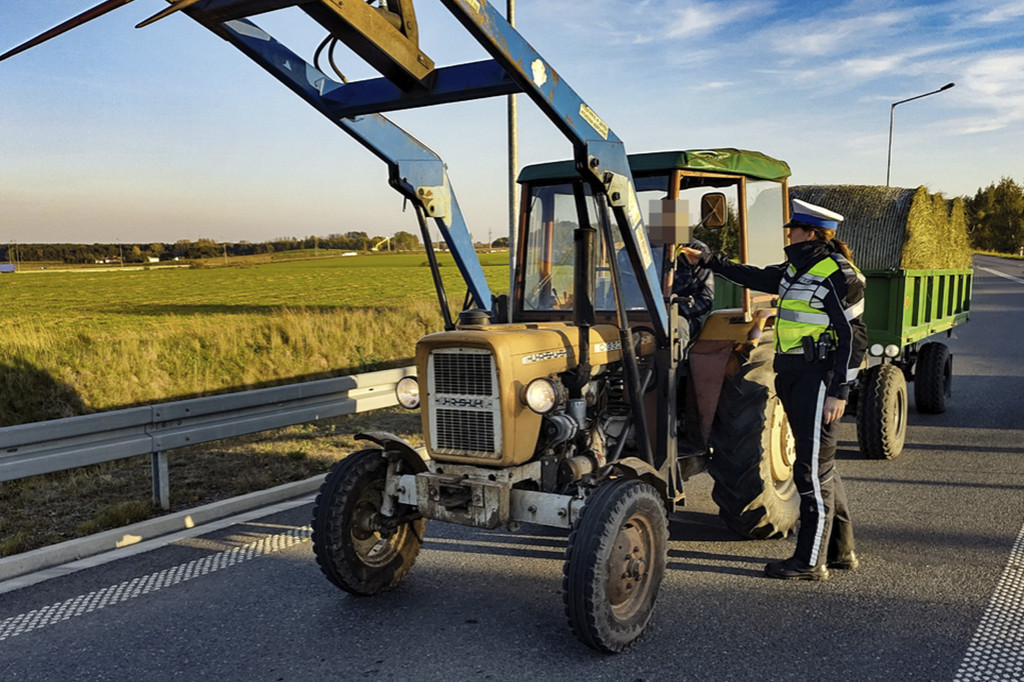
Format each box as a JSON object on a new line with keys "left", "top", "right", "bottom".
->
{"left": 563, "top": 479, "right": 668, "bottom": 654}
{"left": 914, "top": 342, "right": 951, "bottom": 414}
{"left": 856, "top": 363, "right": 908, "bottom": 460}
{"left": 708, "top": 345, "right": 799, "bottom": 540}
{"left": 311, "top": 449, "right": 425, "bottom": 596}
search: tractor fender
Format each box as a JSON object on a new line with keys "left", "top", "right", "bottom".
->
{"left": 609, "top": 457, "right": 669, "bottom": 502}
{"left": 355, "top": 431, "right": 429, "bottom": 473}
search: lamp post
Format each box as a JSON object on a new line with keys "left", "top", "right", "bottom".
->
{"left": 886, "top": 82, "right": 955, "bottom": 186}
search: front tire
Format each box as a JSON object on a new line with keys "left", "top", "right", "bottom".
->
{"left": 312, "top": 449, "right": 425, "bottom": 595}
{"left": 856, "top": 363, "right": 907, "bottom": 459}
{"left": 708, "top": 345, "right": 799, "bottom": 539}
{"left": 914, "top": 342, "right": 951, "bottom": 414}
{"left": 563, "top": 479, "right": 668, "bottom": 653}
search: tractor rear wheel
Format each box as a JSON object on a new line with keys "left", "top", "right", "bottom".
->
{"left": 856, "top": 363, "right": 907, "bottom": 459}
{"left": 708, "top": 345, "right": 799, "bottom": 539}
{"left": 563, "top": 478, "right": 667, "bottom": 653}
{"left": 914, "top": 342, "right": 951, "bottom": 414}
{"left": 311, "top": 448, "right": 425, "bottom": 595}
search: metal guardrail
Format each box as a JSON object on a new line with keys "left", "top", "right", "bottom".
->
{"left": 0, "top": 366, "right": 416, "bottom": 510}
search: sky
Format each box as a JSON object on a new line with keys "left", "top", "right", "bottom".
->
{"left": 1, "top": 0, "right": 1022, "bottom": 246}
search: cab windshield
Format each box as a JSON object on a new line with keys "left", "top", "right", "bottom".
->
{"left": 520, "top": 180, "right": 666, "bottom": 313}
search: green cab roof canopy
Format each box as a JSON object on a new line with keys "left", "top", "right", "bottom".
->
{"left": 517, "top": 148, "right": 792, "bottom": 184}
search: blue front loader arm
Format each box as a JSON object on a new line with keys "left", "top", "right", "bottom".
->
{"left": 215, "top": 18, "right": 494, "bottom": 313}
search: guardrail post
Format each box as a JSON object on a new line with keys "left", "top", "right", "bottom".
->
{"left": 152, "top": 451, "right": 170, "bottom": 511}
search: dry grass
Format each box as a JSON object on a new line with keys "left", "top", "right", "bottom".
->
{"left": 0, "top": 302, "right": 441, "bottom": 419}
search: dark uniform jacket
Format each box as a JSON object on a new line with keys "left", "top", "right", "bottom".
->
{"left": 700, "top": 239, "right": 867, "bottom": 400}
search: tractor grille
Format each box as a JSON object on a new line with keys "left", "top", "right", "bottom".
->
{"left": 428, "top": 348, "right": 501, "bottom": 458}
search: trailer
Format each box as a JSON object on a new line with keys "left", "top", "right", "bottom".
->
{"left": 790, "top": 185, "right": 974, "bottom": 459}
{"left": 854, "top": 267, "right": 972, "bottom": 458}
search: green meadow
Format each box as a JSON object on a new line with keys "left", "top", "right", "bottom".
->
{"left": 0, "top": 251, "right": 509, "bottom": 423}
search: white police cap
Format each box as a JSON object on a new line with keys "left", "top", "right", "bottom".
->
{"left": 785, "top": 198, "right": 844, "bottom": 230}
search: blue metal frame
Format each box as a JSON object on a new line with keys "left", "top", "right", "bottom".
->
{"left": 192, "top": 0, "right": 668, "bottom": 339}
{"left": 435, "top": 0, "right": 669, "bottom": 339}
{"left": 211, "top": 17, "right": 494, "bottom": 312}
{"left": 2, "top": 0, "right": 669, "bottom": 334}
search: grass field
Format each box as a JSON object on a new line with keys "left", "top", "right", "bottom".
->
{"left": 0, "top": 251, "right": 507, "bottom": 556}
{"left": 0, "top": 250, "right": 508, "bottom": 419}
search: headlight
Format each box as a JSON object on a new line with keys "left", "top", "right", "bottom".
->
{"left": 395, "top": 376, "right": 420, "bottom": 409}
{"left": 884, "top": 344, "right": 901, "bottom": 358}
{"left": 869, "top": 343, "right": 884, "bottom": 357}
{"left": 524, "top": 378, "right": 559, "bottom": 414}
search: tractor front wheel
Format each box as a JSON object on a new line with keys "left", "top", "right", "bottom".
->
{"left": 311, "top": 449, "right": 425, "bottom": 595}
{"left": 563, "top": 479, "right": 668, "bottom": 653}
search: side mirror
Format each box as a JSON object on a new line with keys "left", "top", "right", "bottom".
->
{"left": 700, "top": 193, "right": 727, "bottom": 229}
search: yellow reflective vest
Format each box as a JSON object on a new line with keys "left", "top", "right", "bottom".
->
{"left": 775, "top": 255, "right": 865, "bottom": 355}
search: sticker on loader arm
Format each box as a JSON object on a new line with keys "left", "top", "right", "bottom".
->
{"left": 579, "top": 103, "right": 609, "bottom": 140}
{"left": 627, "top": 190, "right": 653, "bottom": 270}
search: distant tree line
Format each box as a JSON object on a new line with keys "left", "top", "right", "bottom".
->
{"left": 965, "top": 178, "right": 1024, "bottom": 254}
{"left": 5, "top": 179, "right": 1023, "bottom": 265}
{"left": 0, "top": 230, "right": 427, "bottom": 264}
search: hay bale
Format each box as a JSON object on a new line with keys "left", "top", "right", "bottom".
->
{"left": 789, "top": 185, "right": 971, "bottom": 271}
{"left": 945, "top": 197, "right": 974, "bottom": 269}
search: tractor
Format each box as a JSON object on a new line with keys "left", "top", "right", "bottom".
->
{"left": 312, "top": 148, "right": 801, "bottom": 652}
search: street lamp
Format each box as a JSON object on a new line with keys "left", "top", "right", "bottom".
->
{"left": 886, "top": 82, "right": 955, "bottom": 186}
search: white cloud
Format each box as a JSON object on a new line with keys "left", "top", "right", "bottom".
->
{"left": 768, "top": 9, "right": 916, "bottom": 56}
{"left": 976, "top": 1, "right": 1024, "bottom": 23}
{"left": 959, "top": 52, "right": 1024, "bottom": 132}
{"left": 698, "top": 81, "right": 735, "bottom": 90}
{"left": 842, "top": 55, "right": 905, "bottom": 78}
{"left": 554, "top": 0, "right": 775, "bottom": 44}
{"left": 663, "top": 1, "right": 774, "bottom": 39}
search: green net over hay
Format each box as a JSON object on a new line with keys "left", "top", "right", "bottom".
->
{"left": 789, "top": 185, "right": 972, "bottom": 271}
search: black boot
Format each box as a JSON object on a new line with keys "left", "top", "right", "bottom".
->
{"left": 765, "top": 557, "right": 830, "bottom": 581}
{"left": 827, "top": 551, "right": 860, "bottom": 571}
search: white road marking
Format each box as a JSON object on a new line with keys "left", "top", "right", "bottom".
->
{"left": 0, "top": 526, "right": 311, "bottom": 642}
{"left": 978, "top": 266, "right": 1024, "bottom": 285}
{"left": 954, "top": 520, "right": 1024, "bottom": 680}
{"left": 0, "top": 494, "right": 316, "bottom": 595}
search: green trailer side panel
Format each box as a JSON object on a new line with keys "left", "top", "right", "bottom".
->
{"left": 710, "top": 268, "right": 973, "bottom": 349}
{"left": 713, "top": 275, "right": 744, "bottom": 310}
{"left": 863, "top": 269, "right": 973, "bottom": 347}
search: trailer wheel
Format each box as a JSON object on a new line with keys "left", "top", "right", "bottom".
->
{"left": 563, "top": 478, "right": 667, "bottom": 653}
{"left": 312, "top": 449, "right": 425, "bottom": 595}
{"left": 708, "top": 345, "right": 799, "bottom": 540}
{"left": 914, "top": 342, "right": 951, "bottom": 414}
{"left": 856, "top": 364, "right": 907, "bottom": 459}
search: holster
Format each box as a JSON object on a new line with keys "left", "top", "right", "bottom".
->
{"left": 801, "top": 333, "right": 834, "bottom": 363}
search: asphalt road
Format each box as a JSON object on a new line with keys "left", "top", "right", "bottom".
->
{"left": 2, "top": 255, "right": 1022, "bottom": 681}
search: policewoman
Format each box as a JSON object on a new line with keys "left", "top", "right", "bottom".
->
{"left": 681, "top": 199, "right": 867, "bottom": 580}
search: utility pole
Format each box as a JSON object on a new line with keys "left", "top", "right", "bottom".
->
{"left": 507, "top": 0, "right": 518, "bottom": 320}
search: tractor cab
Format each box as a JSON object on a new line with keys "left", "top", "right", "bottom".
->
{"left": 514, "top": 149, "right": 793, "bottom": 326}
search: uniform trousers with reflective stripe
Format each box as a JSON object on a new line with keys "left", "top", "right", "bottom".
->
{"left": 774, "top": 361, "right": 855, "bottom": 567}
